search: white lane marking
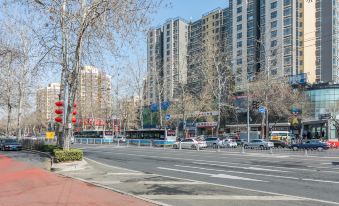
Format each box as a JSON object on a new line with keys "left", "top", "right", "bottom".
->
{"left": 87, "top": 150, "right": 339, "bottom": 174}
{"left": 302, "top": 178, "right": 339, "bottom": 184}
{"left": 157, "top": 167, "right": 267, "bottom": 182}
{"left": 84, "top": 157, "right": 339, "bottom": 205}
{"left": 92, "top": 180, "right": 121, "bottom": 184}
{"left": 106, "top": 172, "right": 150, "bottom": 176}
{"left": 174, "top": 165, "right": 298, "bottom": 180}
{"left": 140, "top": 195, "right": 302, "bottom": 201}
{"left": 137, "top": 181, "right": 205, "bottom": 185}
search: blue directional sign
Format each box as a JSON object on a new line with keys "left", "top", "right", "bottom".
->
{"left": 258, "top": 106, "right": 266, "bottom": 113}
{"left": 165, "top": 114, "right": 171, "bottom": 121}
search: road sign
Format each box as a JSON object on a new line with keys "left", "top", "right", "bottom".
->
{"left": 258, "top": 106, "right": 266, "bottom": 113}
{"left": 45, "top": 132, "right": 55, "bottom": 140}
{"left": 165, "top": 114, "right": 171, "bottom": 121}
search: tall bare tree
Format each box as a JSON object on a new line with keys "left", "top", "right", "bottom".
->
{"left": 6, "top": 0, "right": 163, "bottom": 149}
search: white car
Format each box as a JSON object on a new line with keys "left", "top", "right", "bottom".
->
{"left": 174, "top": 138, "right": 207, "bottom": 150}
{"left": 223, "top": 139, "right": 238, "bottom": 148}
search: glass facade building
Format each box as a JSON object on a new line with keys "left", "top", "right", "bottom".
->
{"left": 305, "top": 84, "right": 339, "bottom": 140}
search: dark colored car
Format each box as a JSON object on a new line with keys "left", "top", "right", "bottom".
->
{"left": 270, "top": 140, "right": 289, "bottom": 148}
{"left": 290, "top": 140, "right": 329, "bottom": 151}
{"left": 1, "top": 139, "right": 22, "bottom": 151}
{"left": 235, "top": 139, "right": 246, "bottom": 146}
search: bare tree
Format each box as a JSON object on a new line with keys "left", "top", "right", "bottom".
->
{"left": 6, "top": 0, "right": 163, "bottom": 149}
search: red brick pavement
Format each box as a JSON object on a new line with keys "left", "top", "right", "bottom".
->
{"left": 0, "top": 154, "right": 154, "bottom": 206}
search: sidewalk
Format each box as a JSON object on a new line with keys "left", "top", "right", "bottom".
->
{"left": 0, "top": 153, "right": 154, "bottom": 206}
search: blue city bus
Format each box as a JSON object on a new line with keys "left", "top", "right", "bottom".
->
{"left": 125, "top": 129, "right": 176, "bottom": 146}
{"left": 74, "top": 130, "right": 113, "bottom": 144}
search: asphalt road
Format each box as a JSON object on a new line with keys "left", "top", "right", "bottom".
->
{"left": 75, "top": 144, "right": 339, "bottom": 206}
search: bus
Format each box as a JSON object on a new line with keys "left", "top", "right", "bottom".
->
{"left": 125, "top": 129, "right": 177, "bottom": 146}
{"left": 73, "top": 130, "right": 114, "bottom": 144}
{"left": 269, "top": 131, "right": 294, "bottom": 143}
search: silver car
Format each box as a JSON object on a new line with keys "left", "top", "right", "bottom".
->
{"left": 244, "top": 139, "right": 274, "bottom": 149}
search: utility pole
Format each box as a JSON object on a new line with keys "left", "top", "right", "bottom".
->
{"left": 247, "top": 81, "right": 250, "bottom": 143}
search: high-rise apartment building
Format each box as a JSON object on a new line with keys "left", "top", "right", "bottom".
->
{"left": 146, "top": 27, "right": 163, "bottom": 106}
{"left": 315, "top": 0, "right": 339, "bottom": 83}
{"left": 145, "top": 18, "right": 188, "bottom": 104}
{"left": 163, "top": 18, "right": 189, "bottom": 101}
{"left": 187, "top": 7, "right": 232, "bottom": 94}
{"left": 36, "top": 83, "right": 60, "bottom": 124}
{"left": 77, "top": 66, "right": 113, "bottom": 124}
{"left": 231, "top": 0, "right": 309, "bottom": 88}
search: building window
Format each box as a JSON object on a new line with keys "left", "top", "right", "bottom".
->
{"left": 283, "top": 27, "right": 292, "bottom": 36}
{"left": 237, "top": 7, "right": 242, "bottom": 14}
{"left": 271, "top": 40, "right": 277, "bottom": 47}
{"left": 237, "top": 32, "right": 242, "bottom": 39}
{"left": 237, "top": 24, "right": 242, "bottom": 31}
{"left": 271, "top": 21, "right": 278, "bottom": 28}
{"left": 237, "top": 59, "right": 242, "bottom": 65}
{"left": 237, "top": 41, "right": 242, "bottom": 48}
{"left": 271, "top": 1, "right": 278, "bottom": 9}
{"left": 237, "top": 0, "right": 242, "bottom": 5}
{"left": 271, "top": 30, "right": 277, "bottom": 38}
{"left": 271, "top": 11, "right": 277, "bottom": 19}
{"left": 284, "top": 17, "right": 292, "bottom": 26}
{"left": 237, "top": 15, "right": 242, "bottom": 22}
{"left": 237, "top": 50, "right": 242, "bottom": 56}
{"left": 284, "top": 7, "right": 292, "bottom": 16}
{"left": 284, "top": 0, "right": 291, "bottom": 6}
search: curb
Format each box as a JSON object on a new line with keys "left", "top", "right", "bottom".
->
{"left": 51, "top": 159, "right": 88, "bottom": 172}
{"left": 22, "top": 149, "right": 54, "bottom": 170}
{"left": 65, "top": 175, "right": 171, "bottom": 206}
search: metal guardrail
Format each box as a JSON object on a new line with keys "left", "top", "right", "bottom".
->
{"left": 74, "top": 138, "right": 339, "bottom": 157}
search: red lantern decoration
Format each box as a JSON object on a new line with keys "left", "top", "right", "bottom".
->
{"left": 55, "top": 101, "right": 64, "bottom": 107}
{"left": 72, "top": 110, "right": 77, "bottom": 115}
{"left": 73, "top": 102, "right": 77, "bottom": 108}
{"left": 55, "top": 117, "right": 62, "bottom": 123}
{"left": 55, "top": 109, "right": 63, "bottom": 115}
{"left": 71, "top": 117, "right": 77, "bottom": 123}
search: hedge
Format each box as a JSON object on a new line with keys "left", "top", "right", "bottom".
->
{"left": 53, "top": 149, "right": 83, "bottom": 163}
{"left": 39, "top": 145, "right": 60, "bottom": 153}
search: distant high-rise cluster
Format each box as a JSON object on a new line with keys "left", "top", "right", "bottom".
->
{"left": 36, "top": 66, "right": 112, "bottom": 130}
{"left": 144, "top": 0, "right": 337, "bottom": 106}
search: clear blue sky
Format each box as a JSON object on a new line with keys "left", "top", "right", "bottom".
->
{"left": 150, "top": 0, "right": 229, "bottom": 26}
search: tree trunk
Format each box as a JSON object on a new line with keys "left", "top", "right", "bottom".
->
{"left": 17, "top": 84, "right": 23, "bottom": 139}
{"left": 6, "top": 102, "right": 12, "bottom": 137}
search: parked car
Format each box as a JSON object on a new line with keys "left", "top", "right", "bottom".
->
{"left": 244, "top": 139, "right": 274, "bottom": 149}
{"left": 174, "top": 138, "right": 207, "bottom": 150}
{"left": 290, "top": 140, "right": 330, "bottom": 151}
{"left": 222, "top": 139, "right": 238, "bottom": 148}
{"left": 113, "top": 136, "right": 126, "bottom": 143}
{"left": 270, "top": 140, "right": 289, "bottom": 148}
{"left": 1, "top": 139, "right": 22, "bottom": 151}
{"left": 205, "top": 137, "right": 223, "bottom": 148}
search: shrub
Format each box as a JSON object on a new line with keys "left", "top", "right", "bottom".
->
{"left": 40, "top": 145, "right": 60, "bottom": 153}
{"left": 53, "top": 149, "right": 83, "bottom": 163}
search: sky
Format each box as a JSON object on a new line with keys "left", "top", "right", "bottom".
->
{"left": 150, "top": 0, "right": 229, "bottom": 26}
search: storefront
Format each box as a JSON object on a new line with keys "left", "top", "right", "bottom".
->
{"left": 304, "top": 83, "right": 339, "bottom": 141}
